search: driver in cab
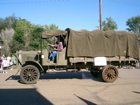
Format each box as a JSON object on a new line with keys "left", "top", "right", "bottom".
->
{"left": 48, "top": 41, "right": 63, "bottom": 63}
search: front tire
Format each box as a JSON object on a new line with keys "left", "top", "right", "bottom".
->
{"left": 20, "top": 65, "right": 40, "bottom": 84}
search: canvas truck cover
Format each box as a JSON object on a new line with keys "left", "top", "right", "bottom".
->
{"left": 66, "top": 28, "right": 139, "bottom": 59}
{"left": 42, "top": 28, "right": 139, "bottom": 59}
{"left": 42, "top": 30, "right": 67, "bottom": 38}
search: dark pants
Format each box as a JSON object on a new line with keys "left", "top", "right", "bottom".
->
{"left": 3, "top": 67, "right": 7, "bottom": 70}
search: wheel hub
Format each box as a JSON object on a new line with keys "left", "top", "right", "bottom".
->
{"left": 107, "top": 73, "right": 112, "bottom": 77}
{"left": 107, "top": 69, "right": 115, "bottom": 77}
{"left": 27, "top": 72, "right": 32, "bottom": 76}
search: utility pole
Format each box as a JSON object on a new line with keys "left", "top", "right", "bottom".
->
{"left": 99, "top": 0, "right": 102, "bottom": 30}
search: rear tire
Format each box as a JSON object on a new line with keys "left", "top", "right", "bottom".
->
{"left": 20, "top": 65, "right": 40, "bottom": 84}
{"left": 102, "top": 65, "right": 118, "bottom": 83}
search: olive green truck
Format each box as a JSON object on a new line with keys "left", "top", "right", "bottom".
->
{"left": 18, "top": 28, "right": 139, "bottom": 84}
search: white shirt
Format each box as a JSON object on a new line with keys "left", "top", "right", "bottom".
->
{"left": 7, "top": 56, "right": 11, "bottom": 61}
{"left": 2, "top": 59, "right": 9, "bottom": 67}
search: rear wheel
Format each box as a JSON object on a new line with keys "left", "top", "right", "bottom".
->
{"left": 102, "top": 65, "right": 118, "bottom": 83}
{"left": 20, "top": 65, "right": 40, "bottom": 84}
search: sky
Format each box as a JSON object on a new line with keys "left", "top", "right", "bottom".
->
{"left": 0, "top": 0, "right": 140, "bottom": 31}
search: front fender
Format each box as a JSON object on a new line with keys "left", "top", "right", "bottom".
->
{"left": 22, "top": 61, "right": 44, "bottom": 73}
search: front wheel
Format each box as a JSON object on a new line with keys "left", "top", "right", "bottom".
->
{"left": 102, "top": 65, "right": 118, "bottom": 83}
{"left": 20, "top": 65, "right": 40, "bottom": 84}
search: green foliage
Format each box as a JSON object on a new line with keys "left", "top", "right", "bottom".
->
{"left": 9, "top": 20, "right": 32, "bottom": 53}
{"left": 126, "top": 16, "right": 140, "bottom": 37}
{"left": 0, "top": 14, "right": 22, "bottom": 31}
{"left": 9, "top": 25, "right": 24, "bottom": 53}
{"left": 0, "top": 14, "right": 25, "bottom": 55}
{"left": 44, "top": 24, "right": 58, "bottom": 33}
{"left": 0, "top": 15, "right": 58, "bottom": 55}
{"left": 44, "top": 24, "right": 58, "bottom": 46}
{"left": 0, "top": 18, "right": 7, "bottom": 31}
{"left": 102, "top": 17, "right": 118, "bottom": 31}
{"left": 9, "top": 20, "right": 59, "bottom": 53}
{"left": 28, "top": 26, "right": 44, "bottom": 51}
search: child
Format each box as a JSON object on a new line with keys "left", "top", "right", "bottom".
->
{"left": 2, "top": 57, "right": 9, "bottom": 73}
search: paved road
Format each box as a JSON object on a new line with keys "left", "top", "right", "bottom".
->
{"left": 0, "top": 69, "right": 140, "bottom": 105}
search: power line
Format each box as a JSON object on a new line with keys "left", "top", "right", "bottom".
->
{"left": 0, "top": 0, "right": 68, "bottom": 4}
{"left": 109, "top": 0, "right": 140, "bottom": 7}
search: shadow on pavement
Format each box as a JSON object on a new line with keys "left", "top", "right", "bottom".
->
{"left": 0, "top": 88, "right": 53, "bottom": 105}
{"left": 5, "top": 71, "right": 103, "bottom": 83}
{"left": 133, "top": 91, "right": 140, "bottom": 94}
{"left": 74, "top": 94, "right": 97, "bottom": 105}
{"left": 5, "top": 75, "right": 20, "bottom": 81}
{"left": 41, "top": 71, "right": 103, "bottom": 81}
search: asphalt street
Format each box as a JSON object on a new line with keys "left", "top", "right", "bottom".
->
{"left": 0, "top": 68, "right": 140, "bottom": 105}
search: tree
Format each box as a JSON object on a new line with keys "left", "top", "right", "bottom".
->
{"left": 0, "top": 14, "right": 24, "bottom": 55}
{"left": 28, "top": 26, "right": 44, "bottom": 51}
{"left": 0, "top": 18, "right": 7, "bottom": 31}
{"left": 0, "top": 14, "right": 60, "bottom": 54}
{"left": 10, "top": 23, "right": 58, "bottom": 53}
{"left": 126, "top": 16, "right": 140, "bottom": 37}
{"left": 10, "top": 20, "right": 33, "bottom": 53}
{"left": 44, "top": 24, "right": 58, "bottom": 33}
{"left": 10, "top": 28, "right": 24, "bottom": 53}
{"left": 0, "top": 28, "right": 14, "bottom": 56}
{"left": 102, "top": 17, "right": 118, "bottom": 31}
{"left": 0, "top": 14, "right": 22, "bottom": 31}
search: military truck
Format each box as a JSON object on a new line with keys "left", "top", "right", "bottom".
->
{"left": 19, "top": 28, "right": 139, "bottom": 84}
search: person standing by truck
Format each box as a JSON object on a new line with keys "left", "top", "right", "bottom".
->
{"left": 48, "top": 41, "right": 63, "bottom": 63}
{"left": 2, "top": 57, "right": 9, "bottom": 73}
{"left": 11, "top": 55, "right": 16, "bottom": 65}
